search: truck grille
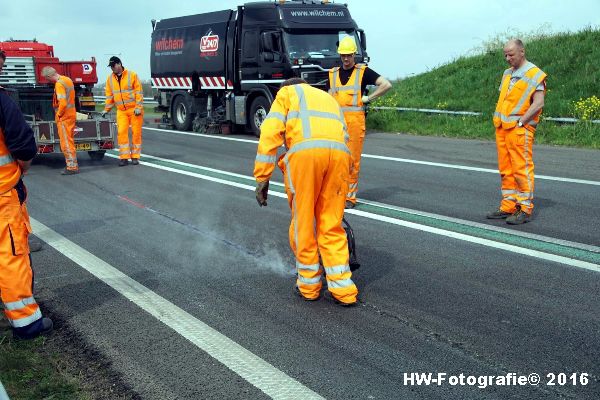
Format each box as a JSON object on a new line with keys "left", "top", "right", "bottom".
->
{"left": 0, "top": 57, "right": 37, "bottom": 85}
{"left": 300, "top": 70, "right": 329, "bottom": 86}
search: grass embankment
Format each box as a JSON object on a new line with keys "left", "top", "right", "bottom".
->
{"left": 0, "top": 319, "right": 87, "bottom": 400}
{"left": 368, "top": 27, "right": 600, "bottom": 148}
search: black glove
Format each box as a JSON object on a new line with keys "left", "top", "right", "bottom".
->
{"left": 256, "top": 180, "right": 269, "bottom": 207}
{"left": 15, "top": 179, "right": 27, "bottom": 204}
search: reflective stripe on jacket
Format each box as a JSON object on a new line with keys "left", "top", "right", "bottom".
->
{"left": 254, "top": 83, "right": 348, "bottom": 182}
{"left": 0, "top": 126, "right": 21, "bottom": 194}
{"left": 328, "top": 64, "right": 366, "bottom": 114}
{"left": 52, "top": 75, "right": 76, "bottom": 120}
{"left": 104, "top": 69, "right": 144, "bottom": 112}
{"left": 493, "top": 62, "right": 547, "bottom": 131}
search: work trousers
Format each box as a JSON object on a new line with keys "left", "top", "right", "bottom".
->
{"left": 56, "top": 116, "right": 78, "bottom": 171}
{"left": 495, "top": 125, "right": 535, "bottom": 214}
{"left": 279, "top": 142, "right": 358, "bottom": 304}
{"left": 0, "top": 187, "right": 43, "bottom": 334}
{"left": 344, "top": 112, "right": 366, "bottom": 205}
{"left": 116, "top": 108, "right": 143, "bottom": 160}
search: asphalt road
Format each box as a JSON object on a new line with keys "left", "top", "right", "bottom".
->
{"left": 24, "top": 127, "right": 600, "bottom": 399}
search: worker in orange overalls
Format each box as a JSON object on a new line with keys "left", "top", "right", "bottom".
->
{"left": 327, "top": 36, "right": 391, "bottom": 209}
{"left": 487, "top": 39, "right": 547, "bottom": 225}
{"left": 42, "top": 66, "right": 79, "bottom": 175}
{"left": 0, "top": 77, "right": 53, "bottom": 339}
{"left": 254, "top": 78, "right": 358, "bottom": 306}
{"left": 102, "top": 56, "right": 144, "bottom": 166}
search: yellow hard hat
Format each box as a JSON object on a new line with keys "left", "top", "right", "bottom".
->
{"left": 337, "top": 36, "right": 357, "bottom": 55}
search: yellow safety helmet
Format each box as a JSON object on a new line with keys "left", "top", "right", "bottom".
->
{"left": 337, "top": 36, "right": 357, "bottom": 55}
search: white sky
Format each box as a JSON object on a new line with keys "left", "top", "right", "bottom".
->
{"left": 2, "top": 0, "right": 599, "bottom": 84}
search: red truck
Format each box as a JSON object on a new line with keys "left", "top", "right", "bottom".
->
{"left": 0, "top": 39, "right": 114, "bottom": 160}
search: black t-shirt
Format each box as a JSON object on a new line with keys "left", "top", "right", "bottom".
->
{"left": 325, "top": 66, "right": 381, "bottom": 94}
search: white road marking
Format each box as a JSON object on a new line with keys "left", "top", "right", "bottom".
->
{"left": 359, "top": 199, "right": 600, "bottom": 254}
{"left": 143, "top": 126, "right": 600, "bottom": 186}
{"left": 107, "top": 152, "right": 600, "bottom": 273}
{"left": 360, "top": 154, "right": 600, "bottom": 186}
{"left": 30, "top": 218, "right": 324, "bottom": 400}
{"left": 348, "top": 209, "right": 600, "bottom": 274}
{"left": 144, "top": 127, "right": 258, "bottom": 144}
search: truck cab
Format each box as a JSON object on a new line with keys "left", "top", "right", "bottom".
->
{"left": 151, "top": 0, "right": 367, "bottom": 136}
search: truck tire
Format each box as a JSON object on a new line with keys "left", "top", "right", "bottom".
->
{"left": 88, "top": 150, "right": 106, "bottom": 161}
{"left": 249, "top": 96, "right": 270, "bottom": 137}
{"left": 172, "top": 95, "right": 193, "bottom": 131}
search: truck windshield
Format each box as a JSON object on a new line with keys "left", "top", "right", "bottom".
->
{"left": 283, "top": 31, "right": 361, "bottom": 60}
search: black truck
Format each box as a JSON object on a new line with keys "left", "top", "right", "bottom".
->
{"left": 150, "top": 0, "right": 368, "bottom": 135}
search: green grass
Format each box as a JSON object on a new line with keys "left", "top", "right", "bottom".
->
{"left": 367, "top": 111, "right": 600, "bottom": 148}
{"left": 369, "top": 27, "right": 600, "bottom": 148}
{"left": 0, "top": 324, "right": 90, "bottom": 400}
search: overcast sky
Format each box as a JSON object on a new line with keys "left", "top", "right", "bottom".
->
{"left": 2, "top": 0, "right": 599, "bottom": 84}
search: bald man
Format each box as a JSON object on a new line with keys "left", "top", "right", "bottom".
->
{"left": 488, "top": 39, "right": 546, "bottom": 225}
{"left": 41, "top": 66, "right": 79, "bottom": 175}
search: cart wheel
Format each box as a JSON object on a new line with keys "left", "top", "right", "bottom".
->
{"left": 88, "top": 150, "right": 106, "bottom": 161}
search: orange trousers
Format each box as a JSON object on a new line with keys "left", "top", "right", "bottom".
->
{"left": 56, "top": 117, "right": 78, "bottom": 171}
{"left": 116, "top": 108, "right": 143, "bottom": 159}
{"left": 279, "top": 142, "right": 358, "bottom": 304}
{"left": 344, "top": 112, "right": 366, "bottom": 204}
{"left": 495, "top": 126, "right": 535, "bottom": 214}
{"left": 0, "top": 188, "right": 42, "bottom": 330}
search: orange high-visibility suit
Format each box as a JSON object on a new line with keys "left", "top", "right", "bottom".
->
{"left": 329, "top": 64, "right": 367, "bottom": 205}
{"left": 493, "top": 62, "right": 546, "bottom": 215}
{"left": 104, "top": 69, "right": 144, "bottom": 159}
{"left": 53, "top": 75, "right": 78, "bottom": 171}
{"left": 254, "top": 83, "right": 358, "bottom": 304}
{"left": 0, "top": 89, "right": 45, "bottom": 336}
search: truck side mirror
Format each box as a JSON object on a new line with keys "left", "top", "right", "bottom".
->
{"left": 358, "top": 30, "right": 367, "bottom": 51}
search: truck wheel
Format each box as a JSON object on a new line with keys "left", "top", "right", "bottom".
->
{"left": 172, "top": 95, "right": 193, "bottom": 131}
{"left": 88, "top": 150, "right": 106, "bottom": 161}
{"left": 249, "top": 96, "right": 270, "bottom": 137}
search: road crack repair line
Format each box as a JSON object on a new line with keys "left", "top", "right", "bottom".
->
{"left": 80, "top": 178, "right": 264, "bottom": 260}
{"left": 358, "top": 300, "right": 586, "bottom": 399}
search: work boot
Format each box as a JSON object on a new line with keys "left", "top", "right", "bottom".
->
{"left": 61, "top": 168, "right": 79, "bottom": 175}
{"left": 486, "top": 208, "right": 512, "bottom": 219}
{"left": 324, "top": 291, "right": 357, "bottom": 307}
{"left": 29, "top": 236, "right": 43, "bottom": 252}
{"left": 13, "top": 317, "right": 54, "bottom": 340}
{"left": 345, "top": 201, "right": 355, "bottom": 209}
{"left": 294, "top": 285, "right": 320, "bottom": 301}
{"left": 131, "top": 159, "right": 140, "bottom": 165}
{"left": 118, "top": 159, "right": 128, "bottom": 167}
{"left": 506, "top": 209, "right": 531, "bottom": 225}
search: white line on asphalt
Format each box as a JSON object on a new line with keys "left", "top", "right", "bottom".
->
{"left": 360, "top": 154, "right": 600, "bottom": 186}
{"left": 107, "top": 152, "right": 600, "bottom": 273}
{"left": 359, "top": 199, "right": 600, "bottom": 254}
{"left": 0, "top": 380, "right": 10, "bottom": 400}
{"left": 143, "top": 126, "right": 600, "bottom": 186}
{"left": 30, "top": 218, "right": 324, "bottom": 400}
{"left": 348, "top": 209, "right": 600, "bottom": 273}
{"left": 107, "top": 152, "right": 599, "bottom": 253}
{"left": 144, "top": 127, "right": 258, "bottom": 144}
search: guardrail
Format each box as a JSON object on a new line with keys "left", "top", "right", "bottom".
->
{"left": 88, "top": 98, "right": 599, "bottom": 124}
{"left": 370, "top": 106, "right": 600, "bottom": 124}
{"left": 93, "top": 96, "right": 157, "bottom": 105}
